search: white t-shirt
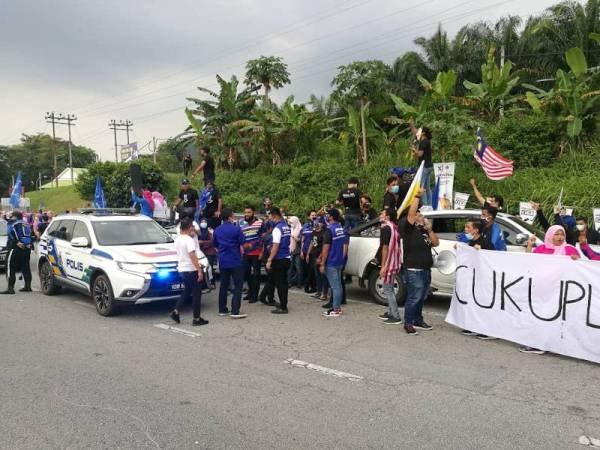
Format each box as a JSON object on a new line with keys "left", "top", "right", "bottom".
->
{"left": 272, "top": 227, "right": 282, "bottom": 244}
{"left": 175, "top": 234, "right": 200, "bottom": 272}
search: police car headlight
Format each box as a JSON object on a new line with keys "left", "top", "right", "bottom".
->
{"left": 117, "top": 262, "right": 155, "bottom": 274}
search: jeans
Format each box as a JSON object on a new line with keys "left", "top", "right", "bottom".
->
{"left": 421, "top": 166, "right": 433, "bottom": 206}
{"left": 287, "top": 253, "right": 303, "bottom": 288}
{"left": 219, "top": 266, "right": 243, "bottom": 314}
{"left": 303, "top": 254, "right": 315, "bottom": 291}
{"left": 344, "top": 213, "right": 361, "bottom": 232}
{"left": 243, "top": 255, "right": 261, "bottom": 301}
{"left": 325, "top": 266, "right": 343, "bottom": 310}
{"left": 383, "top": 280, "right": 399, "bottom": 319}
{"left": 272, "top": 258, "right": 291, "bottom": 310}
{"left": 175, "top": 271, "right": 202, "bottom": 318}
{"left": 402, "top": 269, "right": 431, "bottom": 325}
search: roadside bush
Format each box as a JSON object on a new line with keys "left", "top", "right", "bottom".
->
{"left": 75, "top": 160, "right": 167, "bottom": 208}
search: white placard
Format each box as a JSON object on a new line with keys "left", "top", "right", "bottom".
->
{"left": 593, "top": 208, "right": 600, "bottom": 231}
{"left": 454, "top": 192, "right": 469, "bottom": 210}
{"left": 433, "top": 162, "right": 455, "bottom": 210}
{"left": 519, "top": 201, "right": 537, "bottom": 224}
{"left": 445, "top": 244, "right": 600, "bottom": 364}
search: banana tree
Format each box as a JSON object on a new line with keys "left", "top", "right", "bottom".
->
{"left": 524, "top": 46, "right": 600, "bottom": 147}
{"left": 463, "top": 47, "right": 520, "bottom": 119}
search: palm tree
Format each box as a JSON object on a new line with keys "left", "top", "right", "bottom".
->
{"left": 244, "top": 56, "right": 291, "bottom": 104}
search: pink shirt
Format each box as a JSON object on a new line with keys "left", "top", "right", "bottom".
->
{"left": 533, "top": 245, "right": 579, "bottom": 256}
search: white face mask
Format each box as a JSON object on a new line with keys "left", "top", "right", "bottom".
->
{"left": 200, "top": 223, "right": 208, "bottom": 229}
{"left": 576, "top": 224, "right": 585, "bottom": 231}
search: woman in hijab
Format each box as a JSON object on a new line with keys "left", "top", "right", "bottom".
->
{"left": 287, "top": 216, "right": 303, "bottom": 288}
{"left": 151, "top": 191, "right": 169, "bottom": 223}
{"left": 521, "top": 225, "right": 580, "bottom": 355}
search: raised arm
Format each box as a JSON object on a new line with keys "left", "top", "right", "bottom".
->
{"left": 469, "top": 179, "right": 485, "bottom": 206}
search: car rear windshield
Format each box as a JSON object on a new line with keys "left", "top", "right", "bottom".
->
{"left": 510, "top": 216, "right": 546, "bottom": 241}
{"left": 92, "top": 220, "right": 174, "bottom": 246}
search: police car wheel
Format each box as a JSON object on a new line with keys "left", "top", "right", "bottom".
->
{"left": 92, "top": 274, "right": 119, "bottom": 316}
{"left": 368, "top": 270, "right": 404, "bottom": 307}
{"left": 40, "top": 260, "right": 61, "bottom": 295}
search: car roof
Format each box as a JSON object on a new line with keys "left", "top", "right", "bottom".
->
{"left": 52, "top": 213, "right": 154, "bottom": 222}
{"left": 422, "top": 209, "right": 514, "bottom": 219}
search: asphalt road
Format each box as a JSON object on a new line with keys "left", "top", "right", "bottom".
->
{"left": 1, "top": 270, "right": 600, "bottom": 449}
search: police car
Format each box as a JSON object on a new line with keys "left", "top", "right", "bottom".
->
{"left": 37, "top": 209, "right": 184, "bottom": 316}
{"left": 0, "top": 219, "right": 8, "bottom": 270}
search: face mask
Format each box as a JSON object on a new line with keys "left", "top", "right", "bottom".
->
{"left": 200, "top": 223, "right": 208, "bottom": 229}
{"left": 390, "top": 185, "right": 400, "bottom": 194}
{"left": 465, "top": 233, "right": 474, "bottom": 241}
{"left": 577, "top": 224, "right": 585, "bottom": 231}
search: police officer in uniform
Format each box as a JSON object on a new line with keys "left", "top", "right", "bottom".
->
{"left": 336, "top": 177, "right": 362, "bottom": 231}
{"left": 266, "top": 207, "right": 291, "bottom": 314}
{"left": 2, "top": 211, "right": 33, "bottom": 294}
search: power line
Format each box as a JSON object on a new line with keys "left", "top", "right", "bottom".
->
{"left": 108, "top": 120, "right": 133, "bottom": 162}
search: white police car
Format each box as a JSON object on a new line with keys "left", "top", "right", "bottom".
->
{"left": 37, "top": 210, "right": 184, "bottom": 316}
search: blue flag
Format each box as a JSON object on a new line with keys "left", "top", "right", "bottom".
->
{"left": 431, "top": 176, "right": 440, "bottom": 211}
{"left": 9, "top": 171, "right": 22, "bottom": 209}
{"left": 93, "top": 176, "right": 106, "bottom": 208}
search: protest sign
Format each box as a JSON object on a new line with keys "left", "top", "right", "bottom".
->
{"left": 594, "top": 208, "right": 600, "bottom": 231}
{"left": 433, "top": 162, "right": 455, "bottom": 210}
{"left": 454, "top": 192, "right": 469, "bottom": 210}
{"left": 120, "top": 143, "right": 138, "bottom": 162}
{"left": 519, "top": 201, "right": 537, "bottom": 224}
{"left": 446, "top": 244, "right": 600, "bottom": 364}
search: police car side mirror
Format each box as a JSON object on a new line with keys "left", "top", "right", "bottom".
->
{"left": 515, "top": 233, "right": 529, "bottom": 246}
{"left": 71, "top": 237, "right": 89, "bottom": 248}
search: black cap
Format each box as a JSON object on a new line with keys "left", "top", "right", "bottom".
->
{"left": 181, "top": 178, "right": 190, "bottom": 185}
{"left": 222, "top": 208, "right": 234, "bottom": 220}
{"left": 327, "top": 208, "right": 341, "bottom": 221}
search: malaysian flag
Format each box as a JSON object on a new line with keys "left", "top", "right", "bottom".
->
{"left": 474, "top": 128, "right": 513, "bottom": 180}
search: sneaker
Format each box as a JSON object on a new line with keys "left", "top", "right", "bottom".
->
{"left": 461, "top": 329, "right": 478, "bottom": 336}
{"left": 230, "top": 313, "right": 247, "bottom": 319}
{"left": 322, "top": 302, "right": 332, "bottom": 309}
{"left": 170, "top": 311, "right": 180, "bottom": 324}
{"left": 271, "top": 308, "right": 288, "bottom": 314}
{"left": 414, "top": 321, "right": 433, "bottom": 331}
{"left": 382, "top": 317, "right": 402, "bottom": 325}
{"left": 322, "top": 309, "right": 342, "bottom": 317}
{"left": 404, "top": 325, "right": 419, "bottom": 335}
{"left": 476, "top": 334, "right": 497, "bottom": 340}
{"left": 19, "top": 287, "right": 32, "bottom": 292}
{"left": 519, "top": 346, "right": 546, "bottom": 355}
{"left": 0, "top": 288, "right": 15, "bottom": 295}
{"left": 217, "top": 311, "right": 230, "bottom": 317}
{"left": 192, "top": 318, "right": 209, "bottom": 326}
{"left": 311, "top": 292, "right": 321, "bottom": 298}
{"left": 378, "top": 312, "right": 391, "bottom": 320}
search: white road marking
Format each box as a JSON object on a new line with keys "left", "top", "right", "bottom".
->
{"left": 74, "top": 301, "right": 94, "bottom": 309}
{"left": 284, "top": 358, "right": 363, "bottom": 381}
{"left": 578, "top": 435, "right": 600, "bottom": 447}
{"left": 154, "top": 323, "right": 201, "bottom": 338}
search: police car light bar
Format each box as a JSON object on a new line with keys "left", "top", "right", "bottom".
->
{"left": 77, "top": 208, "right": 137, "bottom": 216}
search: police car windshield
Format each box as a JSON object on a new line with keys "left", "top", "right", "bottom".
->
{"left": 92, "top": 221, "right": 173, "bottom": 246}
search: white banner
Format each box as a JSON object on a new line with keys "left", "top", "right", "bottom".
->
{"left": 121, "top": 142, "right": 138, "bottom": 162}
{"left": 433, "top": 162, "right": 455, "bottom": 210}
{"left": 454, "top": 192, "right": 469, "bottom": 210}
{"left": 519, "top": 201, "right": 537, "bottom": 224}
{"left": 446, "top": 244, "right": 600, "bottom": 364}
{"left": 593, "top": 208, "right": 600, "bottom": 231}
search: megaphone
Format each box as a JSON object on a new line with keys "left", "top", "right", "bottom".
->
{"left": 434, "top": 250, "right": 457, "bottom": 275}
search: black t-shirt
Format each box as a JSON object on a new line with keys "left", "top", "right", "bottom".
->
{"left": 179, "top": 189, "right": 199, "bottom": 208}
{"left": 311, "top": 230, "right": 323, "bottom": 255}
{"left": 383, "top": 192, "right": 397, "bottom": 216}
{"left": 375, "top": 224, "right": 393, "bottom": 263}
{"left": 469, "top": 235, "right": 493, "bottom": 250}
{"left": 361, "top": 208, "right": 377, "bottom": 222}
{"left": 418, "top": 138, "right": 433, "bottom": 168}
{"left": 203, "top": 188, "right": 221, "bottom": 217}
{"left": 337, "top": 187, "right": 361, "bottom": 213}
{"left": 203, "top": 155, "right": 215, "bottom": 182}
{"left": 183, "top": 155, "right": 192, "bottom": 168}
{"left": 398, "top": 218, "right": 434, "bottom": 270}
{"left": 587, "top": 229, "right": 600, "bottom": 245}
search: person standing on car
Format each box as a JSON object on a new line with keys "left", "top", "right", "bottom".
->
{"left": 399, "top": 189, "right": 439, "bottom": 335}
{"left": 409, "top": 119, "right": 434, "bottom": 206}
{"left": 191, "top": 145, "right": 216, "bottom": 185}
{"left": 319, "top": 209, "right": 348, "bottom": 318}
{"left": 1, "top": 211, "right": 33, "bottom": 294}
{"left": 241, "top": 206, "right": 264, "bottom": 303}
{"left": 170, "top": 217, "right": 209, "bottom": 326}
{"left": 172, "top": 179, "right": 198, "bottom": 223}
{"left": 183, "top": 152, "right": 193, "bottom": 177}
{"left": 377, "top": 209, "right": 403, "bottom": 325}
{"left": 336, "top": 177, "right": 362, "bottom": 231}
{"left": 266, "top": 207, "right": 291, "bottom": 314}
{"left": 214, "top": 208, "right": 246, "bottom": 319}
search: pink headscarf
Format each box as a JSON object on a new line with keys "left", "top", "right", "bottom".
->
{"left": 544, "top": 225, "right": 569, "bottom": 255}
{"left": 142, "top": 190, "right": 154, "bottom": 211}
{"left": 151, "top": 191, "right": 165, "bottom": 207}
{"left": 288, "top": 216, "right": 302, "bottom": 253}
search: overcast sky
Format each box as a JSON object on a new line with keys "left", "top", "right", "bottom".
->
{"left": 0, "top": 0, "right": 564, "bottom": 162}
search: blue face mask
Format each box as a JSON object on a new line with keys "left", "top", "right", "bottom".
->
{"left": 390, "top": 185, "right": 400, "bottom": 194}
{"left": 465, "top": 232, "right": 474, "bottom": 241}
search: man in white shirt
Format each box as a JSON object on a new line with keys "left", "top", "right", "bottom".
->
{"left": 170, "top": 217, "right": 209, "bottom": 326}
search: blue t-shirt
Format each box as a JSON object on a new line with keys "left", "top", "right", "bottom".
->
{"left": 272, "top": 220, "right": 291, "bottom": 260}
{"left": 301, "top": 222, "right": 313, "bottom": 254}
{"left": 484, "top": 222, "right": 507, "bottom": 251}
{"left": 324, "top": 222, "right": 346, "bottom": 268}
{"left": 213, "top": 222, "right": 245, "bottom": 269}
{"left": 131, "top": 192, "right": 153, "bottom": 218}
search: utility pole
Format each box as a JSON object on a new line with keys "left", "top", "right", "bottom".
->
{"left": 45, "top": 112, "right": 59, "bottom": 188}
{"left": 108, "top": 120, "right": 133, "bottom": 162}
{"left": 500, "top": 45, "right": 505, "bottom": 117}
{"left": 45, "top": 112, "right": 77, "bottom": 186}
{"left": 153, "top": 136, "right": 157, "bottom": 163}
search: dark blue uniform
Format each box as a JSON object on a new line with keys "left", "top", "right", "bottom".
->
{"left": 6, "top": 219, "right": 33, "bottom": 292}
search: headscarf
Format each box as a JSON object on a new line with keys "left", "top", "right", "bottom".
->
{"left": 544, "top": 225, "right": 569, "bottom": 255}
{"left": 142, "top": 190, "right": 154, "bottom": 211}
{"left": 288, "top": 216, "right": 302, "bottom": 253}
{"left": 151, "top": 191, "right": 166, "bottom": 207}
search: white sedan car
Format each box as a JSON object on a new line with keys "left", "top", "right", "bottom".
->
{"left": 345, "top": 209, "right": 545, "bottom": 305}
{"left": 37, "top": 210, "right": 185, "bottom": 316}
